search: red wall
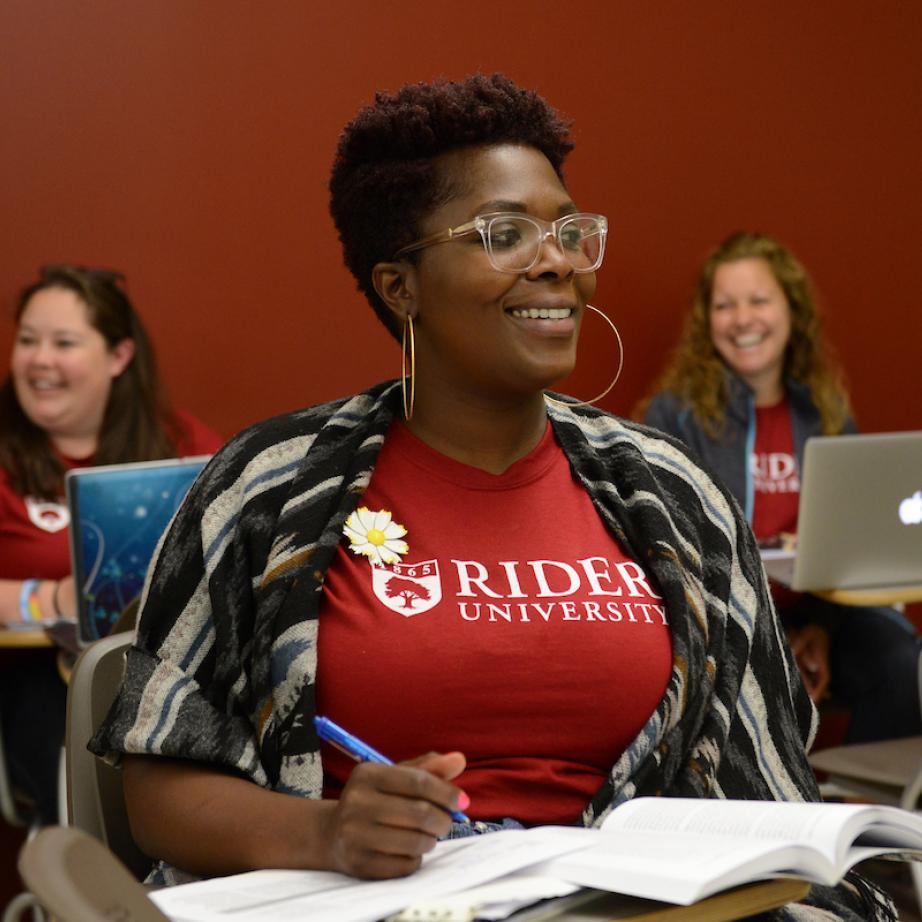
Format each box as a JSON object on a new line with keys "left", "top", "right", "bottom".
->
{"left": 1, "top": 1, "right": 921, "bottom": 904}
{"left": 1, "top": 1, "right": 919, "bottom": 440}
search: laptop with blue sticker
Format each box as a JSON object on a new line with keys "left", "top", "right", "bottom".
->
{"left": 65, "top": 456, "right": 209, "bottom": 646}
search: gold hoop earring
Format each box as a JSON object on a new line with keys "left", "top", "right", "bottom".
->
{"left": 545, "top": 304, "right": 624, "bottom": 410}
{"left": 401, "top": 314, "right": 416, "bottom": 420}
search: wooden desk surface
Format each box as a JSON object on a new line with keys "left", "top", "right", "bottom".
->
{"left": 540, "top": 879, "right": 810, "bottom": 920}
{"left": 814, "top": 585, "right": 922, "bottom": 606}
{"left": 0, "top": 627, "right": 53, "bottom": 649}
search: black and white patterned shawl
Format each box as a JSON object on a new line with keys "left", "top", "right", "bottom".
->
{"left": 91, "top": 381, "right": 895, "bottom": 919}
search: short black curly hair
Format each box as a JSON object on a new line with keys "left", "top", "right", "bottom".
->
{"left": 329, "top": 73, "right": 575, "bottom": 336}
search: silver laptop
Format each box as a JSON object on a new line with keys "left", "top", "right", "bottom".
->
{"left": 789, "top": 431, "right": 922, "bottom": 592}
{"left": 65, "top": 456, "right": 209, "bottom": 646}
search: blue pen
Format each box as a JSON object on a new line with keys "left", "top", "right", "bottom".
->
{"left": 314, "top": 715, "right": 470, "bottom": 823}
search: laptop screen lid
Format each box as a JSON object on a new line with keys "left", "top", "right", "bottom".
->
{"left": 792, "top": 431, "right": 922, "bottom": 592}
{"left": 65, "top": 456, "right": 209, "bottom": 646}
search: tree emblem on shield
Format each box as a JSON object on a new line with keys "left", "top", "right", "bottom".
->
{"left": 372, "top": 559, "right": 442, "bottom": 616}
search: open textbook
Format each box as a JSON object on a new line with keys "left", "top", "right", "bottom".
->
{"left": 150, "top": 798, "right": 922, "bottom": 922}
{"left": 533, "top": 797, "right": 922, "bottom": 904}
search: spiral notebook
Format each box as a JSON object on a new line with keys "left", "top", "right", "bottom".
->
{"left": 65, "top": 456, "right": 209, "bottom": 646}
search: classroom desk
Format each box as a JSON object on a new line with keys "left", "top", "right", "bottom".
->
{"left": 758, "top": 549, "right": 922, "bottom": 608}
{"left": 446, "top": 879, "right": 811, "bottom": 921}
{"left": 814, "top": 585, "right": 922, "bottom": 607}
{"left": 0, "top": 627, "right": 54, "bottom": 649}
{"left": 0, "top": 626, "right": 73, "bottom": 682}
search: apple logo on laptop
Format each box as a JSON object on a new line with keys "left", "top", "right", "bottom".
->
{"left": 899, "top": 491, "right": 922, "bottom": 525}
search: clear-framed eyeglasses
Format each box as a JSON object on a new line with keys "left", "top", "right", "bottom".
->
{"left": 393, "top": 212, "right": 608, "bottom": 274}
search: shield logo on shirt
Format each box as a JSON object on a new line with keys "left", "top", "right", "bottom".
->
{"left": 372, "top": 559, "right": 442, "bottom": 617}
{"left": 25, "top": 496, "right": 70, "bottom": 533}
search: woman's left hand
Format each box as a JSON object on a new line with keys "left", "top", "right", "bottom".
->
{"left": 37, "top": 576, "right": 76, "bottom": 621}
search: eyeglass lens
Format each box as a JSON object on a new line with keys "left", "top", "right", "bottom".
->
{"left": 484, "top": 215, "right": 605, "bottom": 273}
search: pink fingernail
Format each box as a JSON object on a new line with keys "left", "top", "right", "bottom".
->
{"left": 458, "top": 791, "right": 471, "bottom": 811}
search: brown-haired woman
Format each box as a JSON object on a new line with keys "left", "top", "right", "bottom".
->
{"left": 0, "top": 264, "right": 223, "bottom": 823}
{"left": 641, "top": 231, "right": 921, "bottom": 745}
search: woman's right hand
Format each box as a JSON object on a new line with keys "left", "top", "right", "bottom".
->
{"left": 123, "top": 752, "right": 468, "bottom": 880}
{"left": 321, "top": 751, "right": 468, "bottom": 879}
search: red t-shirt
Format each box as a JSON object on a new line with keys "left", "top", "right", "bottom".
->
{"left": 750, "top": 399, "right": 799, "bottom": 543}
{"left": 0, "top": 410, "right": 223, "bottom": 580}
{"left": 316, "top": 421, "right": 673, "bottom": 825}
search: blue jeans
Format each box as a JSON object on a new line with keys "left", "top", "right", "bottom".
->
{"left": 786, "top": 597, "right": 922, "bottom": 744}
{"left": 446, "top": 818, "right": 525, "bottom": 838}
{"left": 0, "top": 649, "right": 66, "bottom": 824}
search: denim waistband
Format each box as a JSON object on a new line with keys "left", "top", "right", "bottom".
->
{"left": 445, "top": 817, "right": 525, "bottom": 839}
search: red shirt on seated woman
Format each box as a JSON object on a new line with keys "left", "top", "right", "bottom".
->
{"left": 318, "top": 419, "right": 672, "bottom": 825}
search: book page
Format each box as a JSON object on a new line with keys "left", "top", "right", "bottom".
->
{"left": 534, "top": 827, "right": 822, "bottom": 904}
{"left": 150, "top": 828, "right": 587, "bottom": 922}
{"left": 534, "top": 799, "right": 913, "bottom": 904}
{"left": 602, "top": 797, "right": 922, "bottom": 868}
{"left": 555, "top": 796, "right": 922, "bottom": 901}
{"left": 149, "top": 801, "right": 922, "bottom": 918}
{"left": 387, "top": 874, "right": 581, "bottom": 922}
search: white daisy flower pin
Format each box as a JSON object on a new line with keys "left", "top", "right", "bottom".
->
{"left": 343, "top": 507, "right": 409, "bottom": 567}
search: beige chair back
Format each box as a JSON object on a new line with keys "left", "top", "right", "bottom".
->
{"left": 65, "top": 631, "right": 151, "bottom": 880}
{"left": 810, "top": 734, "right": 922, "bottom": 916}
{"left": 18, "top": 825, "right": 168, "bottom": 922}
